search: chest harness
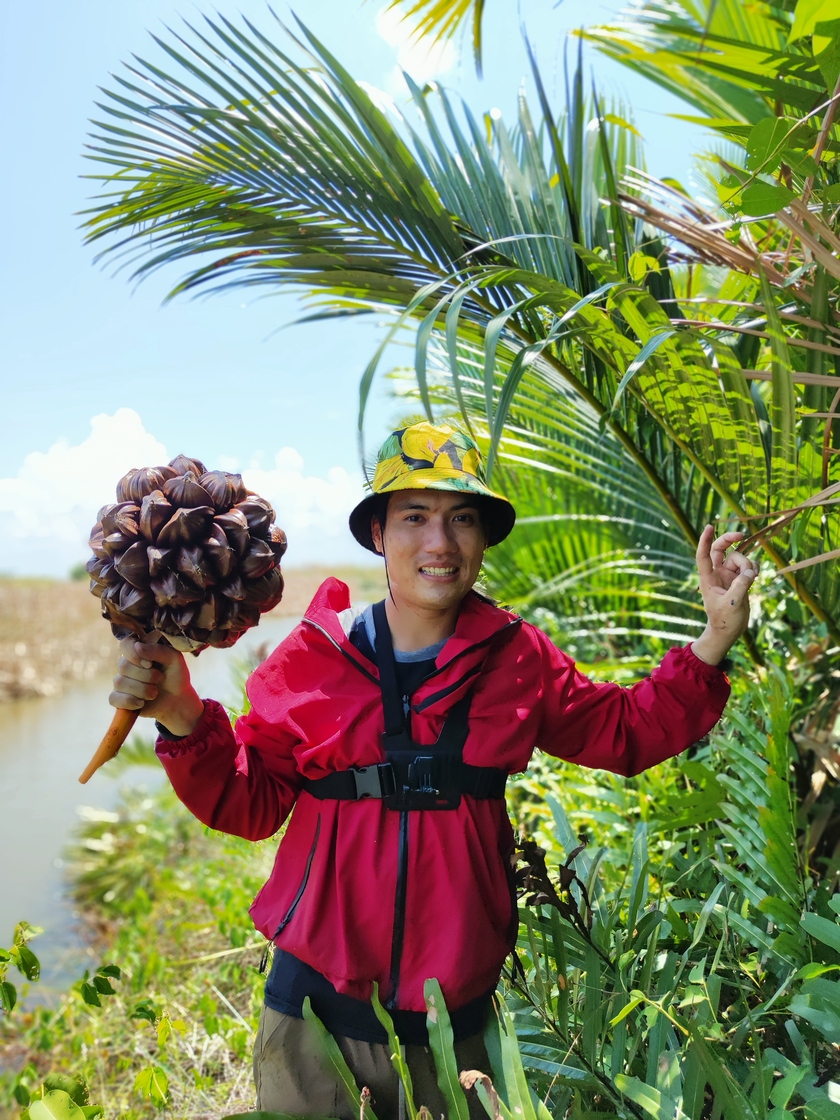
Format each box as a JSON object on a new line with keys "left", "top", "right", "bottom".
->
{"left": 302, "top": 601, "right": 507, "bottom": 810}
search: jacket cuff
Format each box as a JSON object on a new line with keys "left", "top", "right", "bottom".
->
{"left": 684, "top": 642, "right": 730, "bottom": 683}
{"left": 154, "top": 698, "right": 220, "bottom": 756}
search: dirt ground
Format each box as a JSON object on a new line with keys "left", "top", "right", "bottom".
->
{"left": 0, "top": 566, "right": 385, "bottom": 702}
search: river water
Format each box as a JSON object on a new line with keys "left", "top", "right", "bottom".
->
{"left": 0, "top": 617, "right": 298, "bottom": 1005}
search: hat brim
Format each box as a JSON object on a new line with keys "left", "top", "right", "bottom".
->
{"left": 349, "top": 472, "right": 516, "bottom": 553}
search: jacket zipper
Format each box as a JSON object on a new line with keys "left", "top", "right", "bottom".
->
{"left": 260, "top": 815, "right": 321, "bottom": 973}
{"left": 412, "top": 663, "right": 482, "bottom": 713}
{"left": 411, "top": 618, "right": 522, "bottom": 703}
{"left": 386, "top": 808, "right": 410, "bottom": 1009}
{"left": 301, "top": 618, "right": 379, "bottom": 684}
{"left": 387, "top": 677, "right": 412, "bottom": 1011}
{"left": 278, "top": 814, "right": 321, "bottom": 932}
{"left": 409, "top": 618, "right": 522, "bottom": 715}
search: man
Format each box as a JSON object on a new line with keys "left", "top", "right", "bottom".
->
{"left": 111, "top": 421, "right": 756, "bottom": 1118}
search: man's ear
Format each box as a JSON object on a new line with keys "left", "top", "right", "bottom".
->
{"left": 371, "top": 517, "right": 384, "bottom": 555}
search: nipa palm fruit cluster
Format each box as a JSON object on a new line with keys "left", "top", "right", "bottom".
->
{"left": 87, "top": 455, "right": 286, "bottom": 652}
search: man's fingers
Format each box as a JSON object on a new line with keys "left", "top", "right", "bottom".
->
{"left": 710, "top": 531, "right": 745, "bottom": 570}
{"left": 695, "top": 524, "right": 715, "bottom": 579}
{"left": 724, "top": 566, "right": 758, "bottom": 605}
{"left": 109, "top": 688, "right": 148, "bottom": 711}
{"left": 134, "top": 640, "right": 179, "bottom": 669}
{"left": 723, "top": 549, "right": 757, "bottom": 577}
{"left": 119, "top": 634, "right": 144, "bottom": 666}
{"left": 119, "top": 635, "right": 163, "bottom": 667}
{"left": 713, "top": 531, "right": 746, "bottom": 546}
{"left": 113, "top": 661, "right": 160, "bottom": 703}
{"left": 117, "top": 655, "right": 160, "bottom": 685}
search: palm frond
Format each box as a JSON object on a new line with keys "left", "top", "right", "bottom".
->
{"left": 580, "top": 0, "right": 827, "bottom": 129}
{"left": 83, "top": 10, "right": 840, "bottom": 638}
{"left": 391, "top": 340, "right": 703, "bottom": 661}
{"left": 84, "top": 15, "right": 464, "bottom": 301}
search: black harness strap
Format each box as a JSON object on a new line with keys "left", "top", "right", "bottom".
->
{"left": 373, "top": 599, "right": 406, "bottom": 746}
{"left": 303, "top": 760, "right": 506, "bottom": 803}
{"left": 302, "top": 601, "right": 506, "bottom": 809}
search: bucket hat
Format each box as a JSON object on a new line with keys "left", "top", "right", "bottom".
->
{"left": 349, "top": 421, "right": 516, "bottom": 553}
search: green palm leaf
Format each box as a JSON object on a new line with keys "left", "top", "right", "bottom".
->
{"left": 83, "top": 10, "right": 840, "bottom": 638}
{"left": 392, "top": 340, "right": 704, "bottom": 659}
{"left": 580, "top": 0, "right": 828, "bottom": 129}
{"left": 85, "top": 16, "right": 464, "bottom": 297}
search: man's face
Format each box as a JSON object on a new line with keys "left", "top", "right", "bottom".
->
{"left": 370, "top": 490, "right": 487, "bottom": 615}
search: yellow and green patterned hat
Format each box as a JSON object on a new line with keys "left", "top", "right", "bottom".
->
{"left": 349, "top": 421, "right": 516, "bottom": 552}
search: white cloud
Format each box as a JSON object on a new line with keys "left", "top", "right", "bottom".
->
{"left": 0, "top": 409, "right": 168, "bottom": 576}
{"left": 242, "top": 448, "right": 371, "bottom": 567}
{"left": 0, "top": 411, "right": 374, "bottom": 577}
{"left": 375, "top": 4, "right": 458, "bottom": 91}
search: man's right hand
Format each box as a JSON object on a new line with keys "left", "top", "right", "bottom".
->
{"left": 110, "top": 636, "right": 205, "bottom": 738}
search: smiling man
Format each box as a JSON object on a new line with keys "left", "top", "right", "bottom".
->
{"left": 111, "top": 420, "right": 757, "bottom": 1119}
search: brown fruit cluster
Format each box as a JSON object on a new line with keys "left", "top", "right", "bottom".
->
{"left": 87, "top": 454, "right": 286, "bottom": 652}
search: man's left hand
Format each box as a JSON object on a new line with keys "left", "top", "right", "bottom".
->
{"left": 691, "top": 525, "right": 758, "bottom": 666}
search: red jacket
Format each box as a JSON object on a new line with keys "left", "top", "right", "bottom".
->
{"left": 156, "top": 578, "right": 730, "bottom": 1013}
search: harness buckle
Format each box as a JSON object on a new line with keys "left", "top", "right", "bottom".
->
{"left": 351, "top": 763, "right": 395, "bottom": 799}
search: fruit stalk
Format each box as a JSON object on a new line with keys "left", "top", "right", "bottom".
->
{"left": 78, "top": 708, "right": 140, "bottom": 784}
{"left": 78, "top": 628, "right": 160, "bottom": 785}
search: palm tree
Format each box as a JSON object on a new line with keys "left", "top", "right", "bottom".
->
{"left": 83, "top": 8, "right": 840, "bottom": 655}
{"left": 394, "top": 337, "right": 705, "bottom": 666}
{"left": 383, "top": 0, "right": 840, "bottom": 588}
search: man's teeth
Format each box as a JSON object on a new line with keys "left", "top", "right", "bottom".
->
{"left": 421, "top": 566, "right": 457, "bottom": 575}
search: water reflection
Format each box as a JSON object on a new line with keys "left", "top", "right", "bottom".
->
{"left": 0, "top": 617, "right": 298, "bottom": 1005}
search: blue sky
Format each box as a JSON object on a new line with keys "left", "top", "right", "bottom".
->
{"left": 0, "top": 0, "right": 709, "bottom": 575}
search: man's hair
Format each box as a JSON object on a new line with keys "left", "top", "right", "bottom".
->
{"left": 369, "top": 493, "right": 392, "bottom": 538}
